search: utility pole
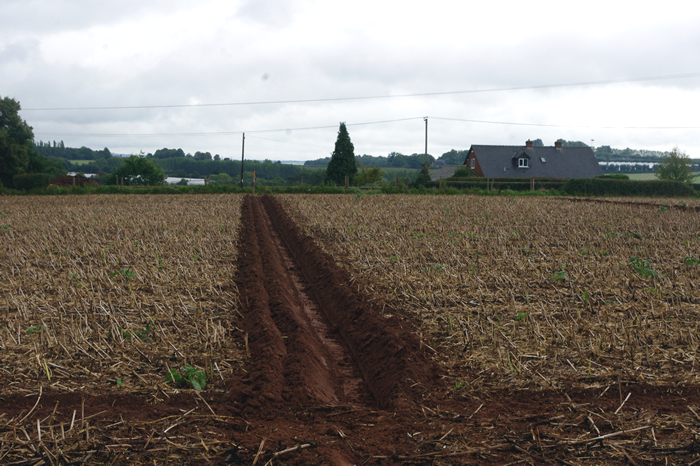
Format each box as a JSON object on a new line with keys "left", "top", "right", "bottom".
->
{"left": 240, "top": 132, "right": 245, "bottom": 188}
{"left": 424, "top": 117, "right": 429, "bottom": 163}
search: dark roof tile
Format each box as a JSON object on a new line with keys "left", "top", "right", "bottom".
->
{"left": 469, "top": 145, "right": 602, "bottom": 178}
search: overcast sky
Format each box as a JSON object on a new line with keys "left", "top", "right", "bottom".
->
{"left": 2, "top": 0, "right": 699, "bottom": 161}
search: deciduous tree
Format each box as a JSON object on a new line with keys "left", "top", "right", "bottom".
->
{"left": 656, "top": 147, "right": 694, "bottom": 183}
{"left": 0, "top": 97, "right": 34, "bottom": 185}
{"left": 111, "top": 155, "right": 165, "bottom": 186}
{"left": 354, "top": 162, "right": 384, "bottom": 186}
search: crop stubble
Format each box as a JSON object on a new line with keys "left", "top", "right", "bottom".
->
{"left": 3, "top": 193, "right": 700, "bottom": 464}
{"left": 0, "top": 194, "right": 248, "bottom": 463}
{"left": 279, "top": 194, "right": 700, "bottom": 390}
{"left": 276, "top": 193, "right": 700, "bottom": 463}
{"left": 0, "top": 194, "right": 245, "bottom": 394}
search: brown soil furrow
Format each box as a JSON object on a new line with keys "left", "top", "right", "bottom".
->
{"left": 231, "top": 195, "right": 440, "bottom": 411}
{"left": 260, "top": 195, "right": 441, "bottom": 408}
{"left": 232, "top": 196, "right": 372, "bottom": 409}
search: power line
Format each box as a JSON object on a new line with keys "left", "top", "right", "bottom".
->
{"left": 22, "top": 72, "right": 700, "bottom": 111}
{"left": 431, "top": 116, "right": 700, "bottom": 129}
{"left": 33, "top": 114, "right": 700, "bottom": 139}
{"left": 32, "top": 116, "right": 423, "bottom": 137}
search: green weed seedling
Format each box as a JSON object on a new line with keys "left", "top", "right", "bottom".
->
{"left": 120, "top": 268, "right": 136, "bottom": 280}
{"left": 683, "top": 256, "right": 700, "bottom": 267}
{"left": 0, "top": 225, "right": 9, "bottom": 231}
{"left": 116, "top": 378, "right": 123, "bottom": 387}
{"left": 580, "top": 290, "right": 590, "bottom": 305}
{"left": 659, "top": 206, "right": 668, "bottom": 212}
{"left": 134, "top": 323, "right": 152, "bottom": 342}
{"left": 26, "top": 325, "right": 45, "bottom": 334}
{"left": 552, "top": 271, "right": 569, "bottom": 282}
{"left": 112, "top": 323, "right": 152, "bottom": 342}
{"left": 165, "top": 364, "right": 207, "bottom": 390}
{"left": 628, "top": 231, "right": 643, "bottom": 239}
{"left": 389, "top": 255, "right": 398, "bottom": 261}
{"left": 628, "top": 256, "right": 659, "bottom": 279}
{"left": 514, "top": 312, "right": 527, "bottom": 322}
{"left": 112, "top": 327, "right": 131, "bottom": 340}
{"left": 455, "top": 381, "right": 467, "bottom": 390}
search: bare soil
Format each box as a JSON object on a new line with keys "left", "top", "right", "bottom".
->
{"left": 3, "top": 194, "right": 700, "bottom": 464}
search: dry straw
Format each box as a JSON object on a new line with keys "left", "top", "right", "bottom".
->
{"left": 279, "top": 194, "right": 700, "bottom": 392}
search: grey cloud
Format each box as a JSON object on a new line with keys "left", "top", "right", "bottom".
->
{"left": 0, "top": 0, "right": 193, "bottom": 36}
{"left": 0, "top": 38, "right": 40, "bottom": 64}
{"left": 5, "top": 1, "right": 700, "bottom": 160}
{"left": 236, "top": 0, "right": 306, "bottom": 28}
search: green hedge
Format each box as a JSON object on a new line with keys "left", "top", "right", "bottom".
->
{"left": 563, "top": 178, "right": 696, "bottom": 197}
{"left": 428, "top": 179, "right": 567, "bottom": 191}
{"left": 13, "top": 173, "right": 51, "bottom": 190}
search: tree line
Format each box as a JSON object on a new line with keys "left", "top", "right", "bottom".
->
{"left": 2, "top": 95, "right": 695, "bottom": 189}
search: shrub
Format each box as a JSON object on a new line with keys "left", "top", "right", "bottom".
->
{"left": 13, "top": 173, "right": 51, "bottom": 190}
{"left": 452, "top": 166, "right": 471, "bottom": 177}
{"left": 563, "top": 178, "right": 696, "bottom": 197}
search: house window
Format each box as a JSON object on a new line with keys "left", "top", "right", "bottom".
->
{"left": 540, "top": 157, "right": 546, "bottom": 163}
{"left": 470, "top": 157, "right": 475, "bottom": 169}
{"left": 518, "top": 158, "right": 529, "bottom": 168}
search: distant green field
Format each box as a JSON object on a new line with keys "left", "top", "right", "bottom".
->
{"left": 70, "top": 160, "right": 93, "bottom": 166}
{"left": 381, "top": 167, "right": 418, "bottom": 175}
{"left": 627, "top": 173, "right": 700, "bottom": 182}
{"left": 625, "top": 173, "right": 658, "bottom": 181}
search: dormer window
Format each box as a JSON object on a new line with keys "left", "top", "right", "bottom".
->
{"left": 518, "top": 158, "right": 529, "bottom": 168}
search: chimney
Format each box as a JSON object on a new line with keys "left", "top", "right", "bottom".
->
{"left": 526, "top": 140, "right": 533, "bottom": 148}
{"left": 554, "top": 139, "right": 562, "bottom": 149}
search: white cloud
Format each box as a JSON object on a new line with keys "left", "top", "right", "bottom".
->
{"left": 3, "top": 0, "right": 700, "bottom": 159}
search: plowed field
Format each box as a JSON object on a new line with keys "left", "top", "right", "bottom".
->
{"left": 1, "top": 194, "right": 700, "bottom": 464}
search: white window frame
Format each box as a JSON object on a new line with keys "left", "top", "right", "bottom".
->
{"left": 518, "top": 158, "right": 529, "bottom": 168}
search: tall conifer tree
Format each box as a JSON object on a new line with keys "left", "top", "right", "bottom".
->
{"left": 325, "top": 123, "right": 357, "bottom": 185}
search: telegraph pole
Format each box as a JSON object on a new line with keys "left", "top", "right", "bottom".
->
{"left": 424, "top": 117, "right": 428, "bottom": 162}
{"left": 240, "top": 132, "right": 245, "bottom": 188}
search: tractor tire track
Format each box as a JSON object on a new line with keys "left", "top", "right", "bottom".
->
{"left": 231, "top": 195, "right": 439, "bottom": 411}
